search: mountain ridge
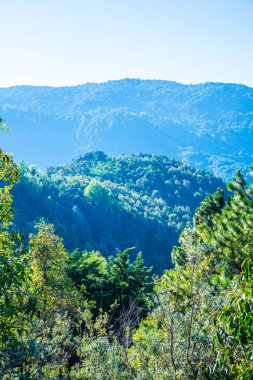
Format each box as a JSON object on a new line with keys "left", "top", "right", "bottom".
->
{"left": 1, "top": 77, "right": 252, "bottom": 89}
{"left": 1, "top": 78, "right": 252, "bottom": 179}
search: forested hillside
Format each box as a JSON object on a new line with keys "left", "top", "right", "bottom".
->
{"left": 1, "top": 123, "right": 252, "bottom": 379}
{"left": 1, "top": 79, "right": 253, "bottom": 179}
{"left": 13, "top": 152, "right": 225, "bottom": 272}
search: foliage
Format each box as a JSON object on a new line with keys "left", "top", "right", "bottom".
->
{"left": 13, "top": 152, "right": 225, "bottom": 272}
{"left": 0, "top": 140, "right": 31, "bottom": 376}
{"left": 1, "top": 117, "right": 253, "bottom": 379}
{"left": 1, "top": 80, "right": 253, "bottom": 179}
{"left": 127, "top": 167, "right": 253, "bottom": 379}
{"left": 67, "top": 248, "right": 153, "bottom": 326}
{"left": 206, "top": 259, "right": 253, "bottom": 379}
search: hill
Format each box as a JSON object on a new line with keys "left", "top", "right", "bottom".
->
{"left": 1, "top": 79, "right": 253, "bottom": 180}
{"left": 13, "top": 152, "right": 225, "bottom": 272}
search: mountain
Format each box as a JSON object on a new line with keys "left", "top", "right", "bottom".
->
{"left": 1, "top": 79, "right": 253, "bottom": 180}
{"left": 13, "top": 152, "right": 225, "bottom": 272}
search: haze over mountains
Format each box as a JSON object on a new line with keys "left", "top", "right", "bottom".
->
{"left": 1, "top": 78, "right": 253, "bottom": 180}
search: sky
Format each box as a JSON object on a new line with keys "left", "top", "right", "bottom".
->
{"left": 0, "top": 0, "right": 253, "bottom": 87}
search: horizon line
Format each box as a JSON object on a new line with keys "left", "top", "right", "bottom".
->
{"left": 0, "top": 77, "right": 252, "bottom": 90}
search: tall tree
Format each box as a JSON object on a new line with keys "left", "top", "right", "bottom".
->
{"left": 0, "top": 120, "right": 31, "bottom": 376}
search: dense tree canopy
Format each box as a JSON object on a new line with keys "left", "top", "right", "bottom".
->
{"left": 0, "top": 118, "right": 252, "bottom": 378}
{"left": 13, "top": 152, "right": 225, "bottom": 272}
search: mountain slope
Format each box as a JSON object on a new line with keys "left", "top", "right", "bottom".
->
{"left": 13, "top": 153, "right": 225, "bottom": 272}
{"left": 1, "top": 79, "right": 253, "bottom": 180}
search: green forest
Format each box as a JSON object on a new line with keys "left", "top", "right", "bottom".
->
{"left": 1, "top": 118, "right": 253, "bottom": 379}
{"left": 13, "top": 151, "right": 224, "bottom": 273}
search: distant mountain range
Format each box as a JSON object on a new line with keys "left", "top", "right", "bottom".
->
{"left": 1, "top": 79, "right": 253, "bottom": 180}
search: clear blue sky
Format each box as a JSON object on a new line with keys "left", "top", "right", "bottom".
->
{"left": 1, "top": 0, "right": 253, "bottom": 87}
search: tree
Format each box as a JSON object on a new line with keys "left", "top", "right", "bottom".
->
{"left": 0, "top": 122, "right": 31, "bottom": 377}
{"left": 195, "top": 170, "right": 253, "bottom": 273}
{"left": 67, "top": 248, "right": 153, "bottom": 322}
{"left": 29, "top": 220, "right": 78, "bottom": 315}
{"left": 67, "top": 249, "right": 109, "bottom": 311}
{"left": 205, "top": 258, "right": 253, "bottom": 379}
{"left": 28, "top": 220, "right": 88, "bottom": 378}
